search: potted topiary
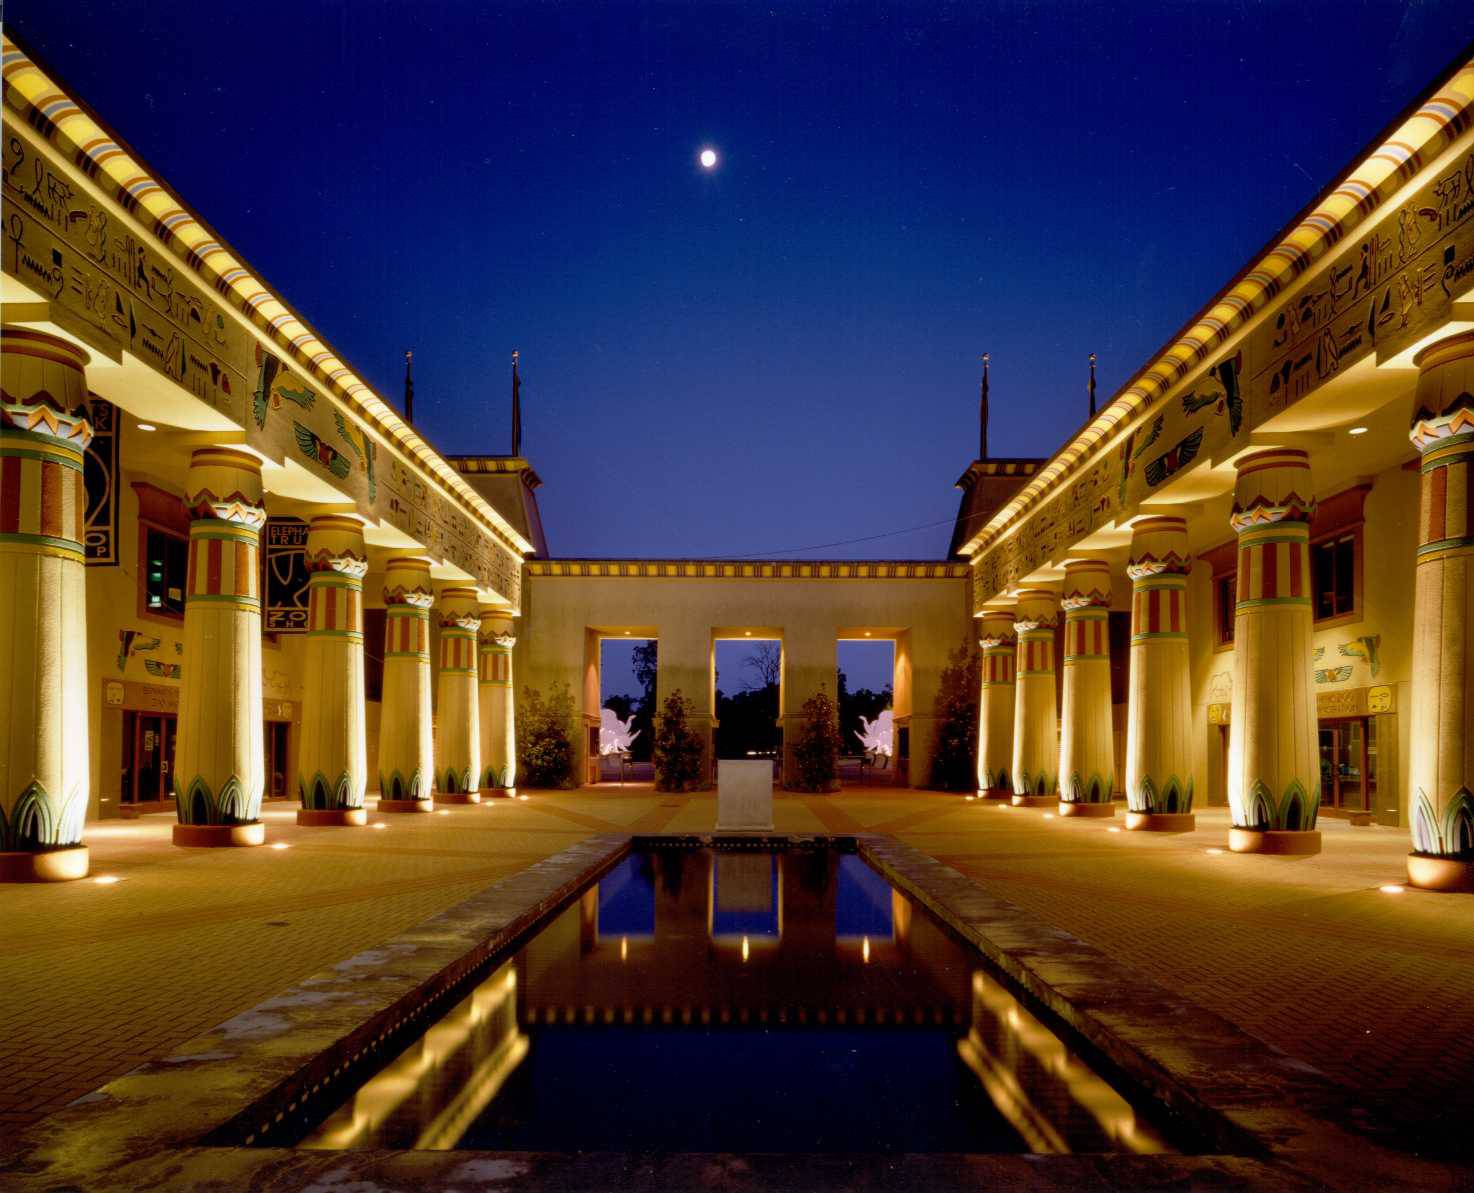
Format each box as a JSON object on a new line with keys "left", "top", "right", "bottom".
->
{"left": 793, "top": 686, "right": 841, "bottom": 793}
{"left": 654, "top": 689, "right": 706, "bottom": 792}
{"left": 517, "top": 682, "right": 576, "bottom": 789}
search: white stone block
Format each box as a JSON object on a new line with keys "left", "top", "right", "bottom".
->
{"left": 716, "top": 760, "right": 774, "bottom": 831}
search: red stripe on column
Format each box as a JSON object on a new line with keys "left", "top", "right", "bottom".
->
{"left": 37, "top": 460, "right": 61, "bottom": 538}
{"left": 1171, "top": 588, "right": 1182, "bottom": 633}
{"left": 1428, "top": 464, "right": 1448, "bottom": 545}
{"left": 0, "top": 456, "right": 21, "bottom": 533}
{"left": 207, "top": 537, "right": 223, "bottom": 595}
{"left": 326, "top": 587, "right": 338, "bottom": 630}
{"left": 1259, "top": 541, "right": 1277, "bottom": 599}
{"left": 1288, "top": 539, "right": 1303, "bottom": 598}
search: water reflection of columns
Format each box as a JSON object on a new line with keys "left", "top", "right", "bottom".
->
{"left": 478, "top": 613, "right": 518, "bottom": 795}
{"left": 173, "top": 446, "right": 267, "bottom": 847}
{"left": 975, "top": 609, "right": 1016, "bottom": 799}
{"left": 377, "top": 557, "right": 435, "bottom": 812}
{"left": 1124, "top": 517, "right": 1195, "bottom": 832}
{"left": 296, "top": 515, "right": 368, "bottom": 827}
{"left": 1227, "top": 448, "right": 1320, "bottom": 855}
{"left": 1057, "top": 560, "right": 1115, "bottom": 817}
{"left": 435, "top": 586, "right": 482, "bottom": 803}
{"left": 1011, "top": 587, "right": 1059, "bottom": 807}
{"left": 1406, "top": 332, "right": 1474, "bottom": 892}
{"left": 0, "top": 329, "right": 94, "bottom": 881}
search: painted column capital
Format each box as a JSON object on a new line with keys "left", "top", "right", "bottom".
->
{"left": 479, "top": 613, "right": 517, "bottom": 650}
{"left": 1126, "top": 516, "right": 1190, "bottom": 579}
{"left": 383, "top": 557, "right": 434, "bottom": 607}
{"left": 0, "top": 327, "right": 93, "bottom": 449}
{"left": 305, "top": 515, "right": 368, "bottom": 577}
{"left": 1229, "top": 448, "right": 1315, "bottom": 533}
{"left": 438, "top": 586, "right": 483, "bottom": 631}
{"left": 1012, "top": 587, "right": 1059, "bottom": 633}
{"left": 185, "top": 447, "right": 266, "bottom": 528}
{"left": 977, "top": 609, "right": 1016, "bottom": 650}
{"left": 1061, "top": 559, "right": 1112, "bottom": 610}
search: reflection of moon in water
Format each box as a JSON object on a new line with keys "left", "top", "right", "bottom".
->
{"left": 699, "top": 147, "right": 718, "bottom": 169}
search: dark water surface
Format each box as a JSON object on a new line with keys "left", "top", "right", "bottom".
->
{"left": 298, "top": 849, "right": 1172, "bottom": 1154}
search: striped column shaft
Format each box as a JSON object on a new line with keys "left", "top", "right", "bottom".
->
{"left": 1407, "top": 331, "right": 1474, "bottom": 889}
{"left": 377, "top": 557, "right": 435, "bottom": 804}
{"left": 1059, "top": 560, "right": 1115, "bottom": 806}
{"left": 1011, "top": 587, "right": 1060, "bottom": 798}
{"left": 478, "top": 613, "right": 518, "bottom": 792}
{"left": 0, "top": 329, "right": 93, "bottom": 880}
{"left": 976, "top": 609, "right": 1016, "bottom": 796}
{"left": 1227, "top": 448, "right": 1320, "bottom": 843}
{"left": 174, "top": 446, "right": 267, "bottom": 832}
{"left": 434, "top": 587, "right": 482, "bottom": 796}
{"left": 1125, "top": 517, "right": 1194, "bottom": 819}
{"left": 297, "top": 516, "right": 368, "bottom": 814}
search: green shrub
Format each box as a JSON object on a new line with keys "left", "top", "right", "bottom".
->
{"left": 793, "top": 686, "right": 841, "bottom": 792}
{"left": 654, "top": 690, "right": 706, "bottom": 791}
{"left": 928, "top": 640, "right": 980, "bottom": 792}
{"left": 517, "top": 682, "right": 576, "bottom": 789}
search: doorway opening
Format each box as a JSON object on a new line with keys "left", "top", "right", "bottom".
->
{"left": 599, "top": 637, "right": 657, "bottom": 783}
{"left": 1318, "top": 716, "right": 1376, "bottom": 822}
{"left": 837, "top": 638, "right": 896, "bottom": 786}
{"left": 714, "top": 637, "right": 781, "bottom": 771}
{"left": 265, "top": 720, "right": 291, "bottom": 800}
{"left": 121, "top": 710, "right": 177, "bottom": 816}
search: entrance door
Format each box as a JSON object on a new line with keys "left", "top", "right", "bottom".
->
{"left": 123, "top": 711, "right": 177, "bottom": 809}
{"left": 1317, "top": 718, "right": 1373, "bottom": 813}
{"left": 265, "top": 721, "right": 290, "bottom": 799}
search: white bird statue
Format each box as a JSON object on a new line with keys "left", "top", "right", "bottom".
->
{"left": 599, "top": 707, "right": 641, "bottom": 756}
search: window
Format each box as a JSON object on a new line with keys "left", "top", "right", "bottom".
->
{"left": 143, "top": 527, "right": 188, "bottom": 617}
{"left": 1214, "top": 573, "right": 1236, "bottom": 646}
{"left": 1311, "top": 531, "right": 1358, "bottom": 622}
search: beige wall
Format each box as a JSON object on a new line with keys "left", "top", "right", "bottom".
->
{"left": 518, "top": 573, "right": 972, "bottom": 788}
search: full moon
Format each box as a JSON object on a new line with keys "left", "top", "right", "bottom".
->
{"left": 699, "top": 147, "right": 718, "bottom": 169}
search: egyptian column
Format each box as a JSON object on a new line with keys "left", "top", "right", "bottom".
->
{"left": 296, "top": 515, "right": 369, "bottom": 826}
{"left": 173, "top": 446, "right": 268, "bottom": 847}
{"left": 1123, "top": 516, "right": 1195, "bottom": 831}
{"left": 377, "top": 556, "right": 435, "bottom": 811}
{"left": 975, "top": 608, "right": 1016, "bottom": 799}
{"left": 1010, "top": 586, "right": 1060, "bottom": 807}
{"left": 1406, "top": 332, "right": 1474, "bottom": 892}
{"left": 478, "top": 611, "right": 518, "bottom": 795}
{"left": 1057, "top": 559, "right": 1116, "bottom": 817}
{"left": 0, "top": 329, "right": 93, "bottom": 881}
{"left": 1226, "top": 448, "right": 1320, "bottom": 854}
{"left": 435, "top": 586, "right": 482, "bottom": 802}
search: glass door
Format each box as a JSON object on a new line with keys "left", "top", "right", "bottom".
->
{"left": 264, "top": 721, "right": 290, "bottom": 799}
{"left": 125, "top": 712, "right": 177, "bottom": 806}
{"left": 1317, "top": 718, "right": 1372, "bottom": 812}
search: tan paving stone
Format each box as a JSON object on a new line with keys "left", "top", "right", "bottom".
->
{"left": 2, "top": 788, "right": 1469, "bottom": 1151}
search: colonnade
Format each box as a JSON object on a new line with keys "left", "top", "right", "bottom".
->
{"left": 0, "top": 329, "right": 519, "bottom": 878}
{"left": 964, "top": 329, "right": 1474, "bottom": 890}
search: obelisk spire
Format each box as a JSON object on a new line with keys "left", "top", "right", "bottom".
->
{"left": 403, "top": 350, "right": 415, "bottom": 425}
{"left": 1088, "top": 352, "right": 1097, "bottom": 419}
{"left": 511, "top": 350, "right": 522, "bottom": 457}
{"left": 979, "top": 352, "right": 990, "bottom": 460}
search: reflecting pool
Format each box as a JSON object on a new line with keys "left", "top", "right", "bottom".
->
{"left": 297, "top": 848, "right": 1173, "bottom": 1154}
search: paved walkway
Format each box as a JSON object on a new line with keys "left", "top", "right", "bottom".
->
{"left": 4, "top": 789, "right": 1471, "bottom": 1153}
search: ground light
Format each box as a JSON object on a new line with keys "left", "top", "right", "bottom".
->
{"left": 1042, "top": 813, "right": 1055, "bottom": 819}
{"left": 371, "top": 822, "right": 388, "bottom": 830}
{"left": 269, "top": 842, "right": 290, "bottom": 851}
{"left": 1205, "top": 847, "right": 1224, "bottom": 855}
{"left": 1348, "top": 426, "right": 1369, "bottom": 435}
{"left": 1107, "top": 826, "right": 1121, "bottom": 833}
{"left": 93, "top": 875, "right": 122, "bottom": 885}
{"left": 1380, "top": 884, "right": 1406, "bottom": 894}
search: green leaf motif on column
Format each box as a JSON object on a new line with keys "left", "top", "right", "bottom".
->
{"left": 176, "top": 775, "right": 261, "bottom": 826}
{"left": 1411, "top": 788, "right": 1474, "bottom": 858}
{"left": 299, "top": 771, "right": 358, "bottom": 810}
{"left": 1063, "top": 771, "right": 1114, "bottom": 803}
{"left": 1237, "top": 778, "right": 1318, "bottom": 831}
{"left": 379, "top": 769, "right": 426, "bottom": 801}
{"left": 1130, "top": 775, "right": 1193, "bottom": 814}
{"left": 439, "top": 767, "right": 474, "bottom": 795}
{"left": 1, "top": 781, "right": 86, "bottom": 850}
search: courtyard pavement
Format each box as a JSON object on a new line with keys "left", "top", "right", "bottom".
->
{"left": 3, "top": 788, "right": 1471, "bottom": 1161}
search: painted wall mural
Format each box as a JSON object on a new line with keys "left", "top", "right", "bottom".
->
{"left": 2, "top": 123, "right": 522, "bottom": 604}
{"left": 116, "top": 628, "right": 183, "bottom": 679}
{"left": 82, "top": 395, "right": 118, "bottom": 564}
{"left": 974, "top": 141, "right": 1474, "bottom": 607}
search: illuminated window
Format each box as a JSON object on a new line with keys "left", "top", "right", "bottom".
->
{"left": 143, "top": 528, "right": 188, "bottom": 617}
{"left": 1311, "top": 531, "right": 1358, "bottom": 622}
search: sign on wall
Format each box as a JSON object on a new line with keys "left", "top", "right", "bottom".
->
{"left": 263, "top": 518, "right": 311, "bottom": 633}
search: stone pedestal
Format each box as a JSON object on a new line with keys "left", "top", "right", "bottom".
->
{"left": 435, "top": 587, "right": 481, "bottom": 796}
{"left": 1125, "top": 516, "right": 1196, "bottom": 831}
{"left": 173, "top": 446, "right": 267, "bottom": 847}
{"left": 478, "top": 613, "right": 518, "bottom": 794}
{"left": 377, "top": 557, "right": 435, "bottom": 808}
{"left": 296, "top": 515, "right": 368, "bottom": 821}
{"left": 1011, "top": 587, "right": 1059, "bottom": 799}
{"left": 1058, "top": 559, "right": 1115, "bottom": 810}
{"left": 976, "top": 609, "right": 1016, "bottom": 799}
{"left": 717, "top": 759, "right": 775, "bottom": 830}
{"left": 1407, "top": 332, "right": 1474, "bottom": 892}
{"left": 0, "top": 329, "right": 94, "bottom": 881}
{"left": 1226, "top": 449, "right": 1320, "bottom": 854}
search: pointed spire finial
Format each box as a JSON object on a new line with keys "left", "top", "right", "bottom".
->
{"left": 1088, "top": 352, "right": 1097, "bottom": 419}
{"left": 511, "top": 350, "right": 522, "bottom": 457}
{"left": 403, "top": 349, "right": 415, "bottom": 425}
{"left": 979, "top": 352, "right": 990, "bottom": 461}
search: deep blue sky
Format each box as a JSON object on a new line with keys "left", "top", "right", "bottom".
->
{"left": 15, "top": 2, "right": 1474, "bottom": 560}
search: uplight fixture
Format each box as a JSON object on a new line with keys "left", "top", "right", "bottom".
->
{"left": 136, "top": 422, "right": 157, "bottom": 432}
{"left": 269, "top": 842, "right": 290, "bottom": 851}
{"left": 1205, "top": 847, "right": 1224, "bottom": 856}
{"left": 93, "top": 875, "right": 122, "bottom": 885}
{"left": 1348, "top": 426, "right": 1369, "bottom": 436}
{"left": 1379, "top": 884, "right": 1405, "bottom": 894}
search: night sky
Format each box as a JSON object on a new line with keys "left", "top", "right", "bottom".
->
{"left": 14, "top": 3, "right": 1474, "bottom": 572}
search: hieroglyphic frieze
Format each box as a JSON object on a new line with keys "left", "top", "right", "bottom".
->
{"left": 2, "top": 122, "right": 524, "bottom": 603}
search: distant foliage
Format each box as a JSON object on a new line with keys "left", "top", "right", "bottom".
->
{"left": 518, "top": 682, "right": 576, "bottom": 789}
{"left": 793, "top": 686, "right": 841, "bottom": 793}
{"left": 655, "top": 690, "right": 706, "bottom": 792}
{"left": 929, "top": 641, "right": 980, "bottom": 792}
